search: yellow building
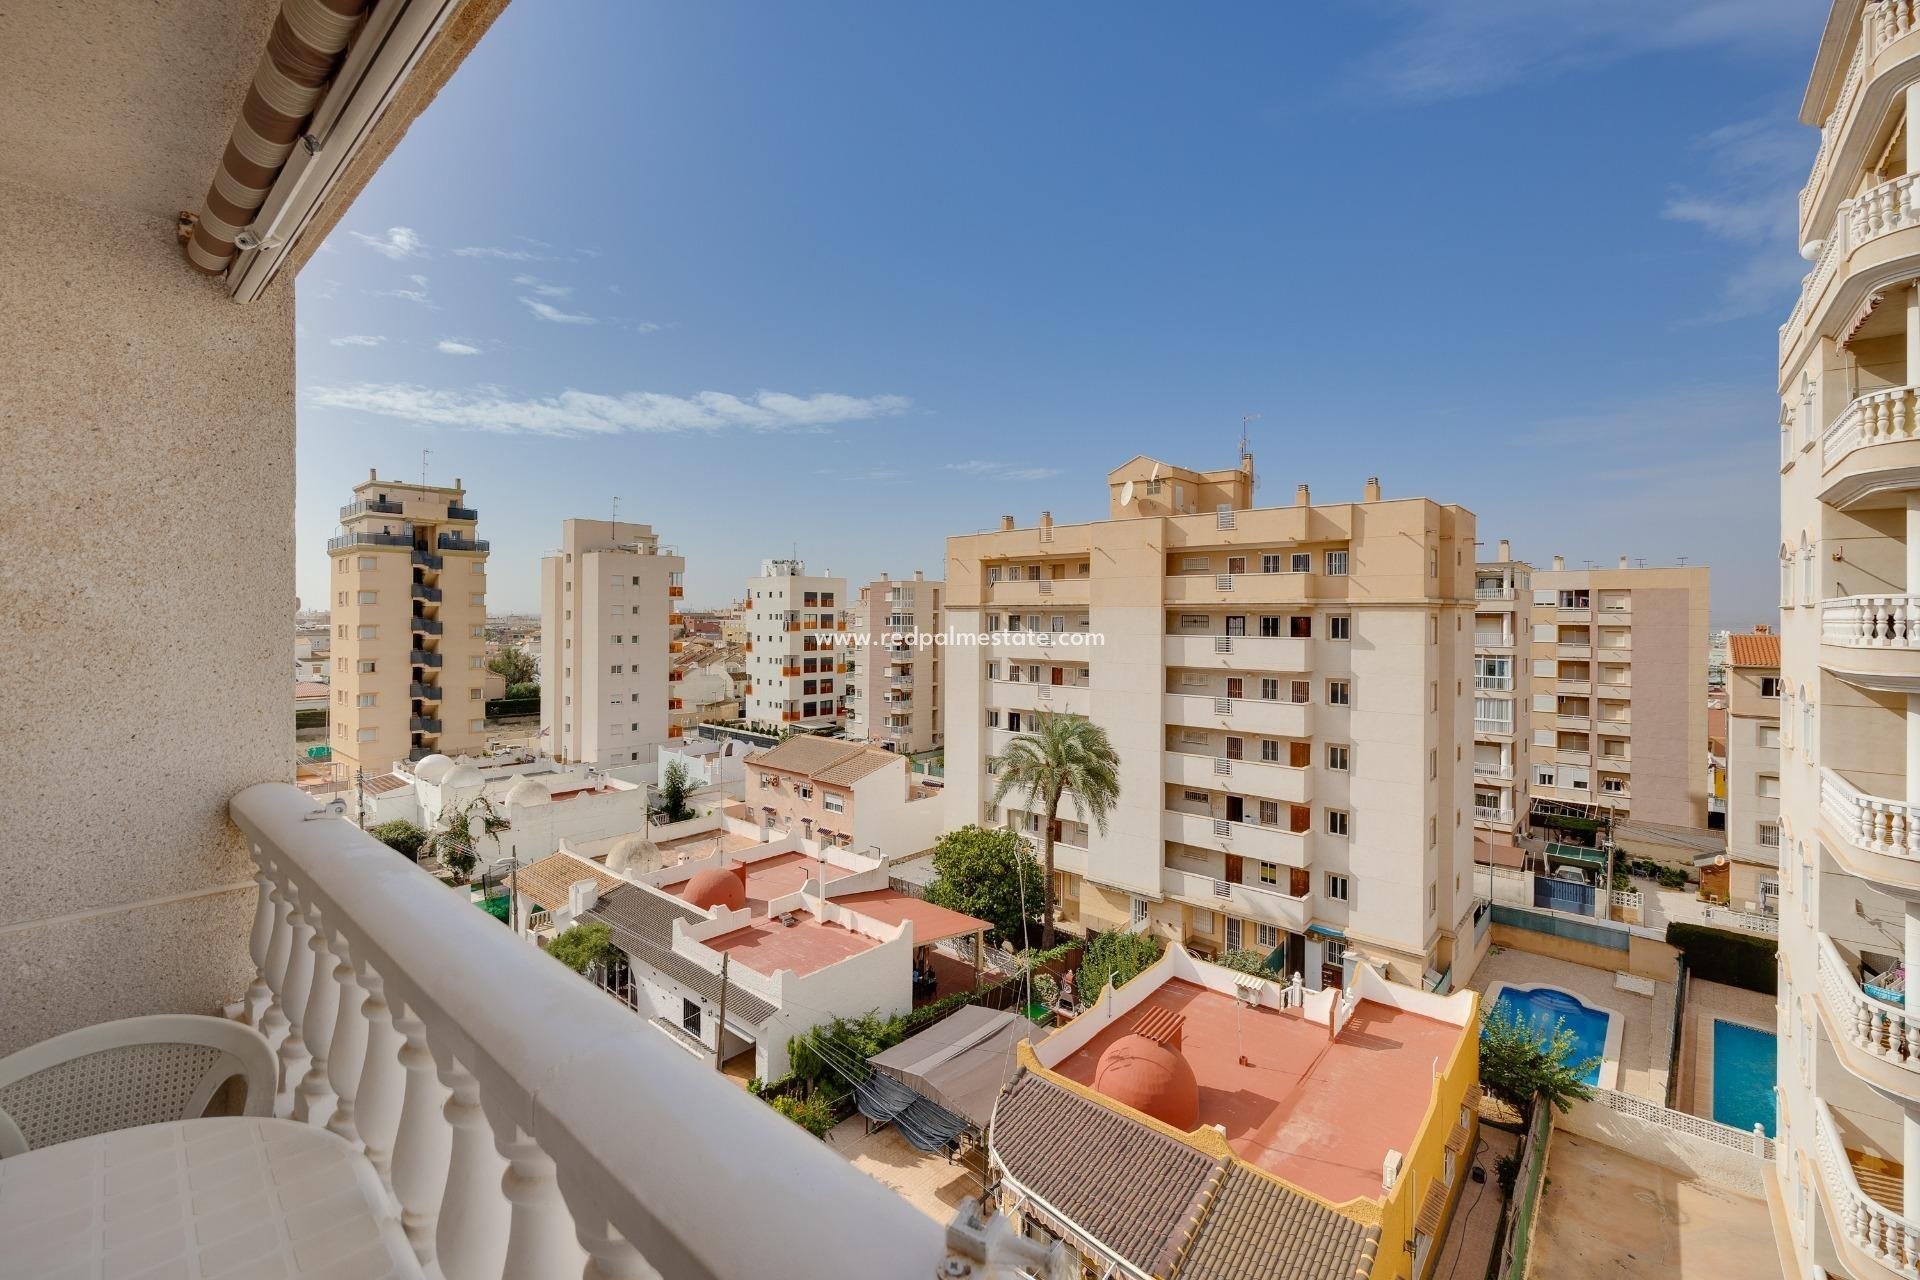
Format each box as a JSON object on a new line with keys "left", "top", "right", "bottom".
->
{"left": 326, "top": 470, "right": 489, "bottom": 771}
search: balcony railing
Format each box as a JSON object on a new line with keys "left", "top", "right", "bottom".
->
{"left": 412, "top": 583, "right": 441, "bottom": 603}
{"left": 1818, "top": 932, "right": 1920, "bottom": 1074}
{"left": 410, "top": 716, "right": 442, "bottom": 734}
{"left": 446, "top": 504, "right": 478, "bottom": 521}
{"left": 227, "top": 784, "right": 953, "bottom": 1279}
{"left": 436, "top": 533, "right": 488, "bottom": 553}
{"left": 412, "top": 549, "right": 443, "bottom": 571}
{"left": 1474, "top": 586, "right": 1515, "bottom": 600}
{"left": 1825, "top": 595, "right": 1920, "bottom": 648}
{"left": 1474, "top": 807, "right": 1515, "bottom": 825}
{"left": 410, "top": 649, "right": 443, "bottom": 668}
{"left": 1823, "top": 766, "right": 1920, "bottom": 861}
{"left": 411, "top": 616, "right": 444, "bottom": 636}
{"left": 1788, "top": 171, "right": 1920, "bottom": 353}
{"left": 340, "top": 499, "right": 405, "bottom": 519}
{"left": 329, "top": 531, "right": 412, "bottom": 552}
{"left": 1824, "top": 385, "right": 1920, "bottom": 473}
{"left": 410, "top": 682, "right": 441, "bottom": 701}
{"left": 1815, "top": 1097, "right": 1920, "bottom": 1278}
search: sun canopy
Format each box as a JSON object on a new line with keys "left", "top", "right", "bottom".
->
{"left": 867, "top": 1005, "right": 1034, "bottom": 1129}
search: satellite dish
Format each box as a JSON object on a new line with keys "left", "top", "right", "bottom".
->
{"left": 1119, "top": 480, "right": 1135, "bottom": 507}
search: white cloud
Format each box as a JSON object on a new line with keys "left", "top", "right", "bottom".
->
{"left": 944, "top": 460, "right": 1058, "bottom": 481}
{"left": 1661, "top": 114, "right": 1810, "bottom": 321}
{"left": 520, "top": 297, "right": 595, "bottom": 325}
{"left": 329, "top": 334, "right": 385, "bottom": 347}
{"left": 303, "top": 383, "right": 912, "bottom": 437}
{"left": 633, "top": 321, "right": 668, "bottom": 334}
{"left": 452, "top": 245, "right": 538, "bottom": 261}
{"left": 512, "top": 274, "right": 572, "bottom": 298}
{"left": 349, "top": 226, "right": 426, "bottom": 260}
{"left": 436, "top": 339, "right": 481, "bottom": 356}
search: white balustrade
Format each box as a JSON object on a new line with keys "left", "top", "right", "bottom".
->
{"left": 1820, "top": 933, "right": 1920, "bottom": 1071}
{"left": 229, "top": 781, "right": 955, "bottom": 1280}
{"left": 1823, "top": 767, "right": 1920, "bottom": 861}
{"left": 1817, "top": 1100, "right": 1920, "bottom": 1277}
{"left": 1825, "top": 594, "right": 1920, "bottom": 647}
{"left": 1785, "top": 172, "right": 1920, "bottom": 353}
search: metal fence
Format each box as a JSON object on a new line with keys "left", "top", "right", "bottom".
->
{"left": 1534, "top": 876, "right": 1596, "bottom": 916}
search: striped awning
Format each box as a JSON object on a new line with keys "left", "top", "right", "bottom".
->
{"left": 186, "top": 0, "right": 369, "bottom": 274}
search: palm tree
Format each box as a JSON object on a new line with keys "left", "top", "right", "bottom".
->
{"left": 989, "top": 710, "right": 1121, "bottom": 947}
{"left": 423, "top": 793, "right": 511, "bottom": 880}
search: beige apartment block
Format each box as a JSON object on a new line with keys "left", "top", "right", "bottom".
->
{"left": 1523, "top": 557, "right": 1709, "bottom": 830}
{"left": 1473, "top": 543, "right": 1532, "bottom": 839}
{"left": 944, "top": 456, "right": 1479, "bottom": 991}
{"left": 539, "top": 519, "right": 686, "bottom": 768}
{"left": 744, "top": 560, "right": 846, "bottom": 730}
{"left": 845, "top": 572, "right": 944, "bottom": 754}
{"left": 326, "top": 470, "right": 490, "bottom": 772}
{"left": 1719, "top": 630, "right": 1782, "bottom": 911}
{"left": 1777, "top": 7, "right": 1920, "bottom": 1275}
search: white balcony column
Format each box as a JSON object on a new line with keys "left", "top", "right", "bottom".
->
{"left": 1910, "top": 691, "right": 1920, "bottom": 809}
{"left": 322, "top": 935, "right": 369, "bottom": 1148}
{"left": 244, "top": 864, "right": 276, "bottom": 1025}
{"left": 257, "top": 878, "right": 292, "bottom": 1050}
{"left": 351, "top": 967, "right": 404, "bottom": 1185}
{"left": 275, "top": 889, "right": 318, "bottom": 1113}
{"left": 390, "top": 1006, "right": 454, "bottom": 1267}
{"left": 1907, "top": 1105, "right": 1920, "bottom": 1231}
{"left": 482, "top": 1098, "right": 590, "bottom": 1280}
{"left": 556, "top": 1166, "right": 658, "bottom": 1280}
{"left": 291, "top": 922, "right": 341, "bottom": 1125}
{"left": 433, "top": 1055, "right": 511, "bottom": 1280}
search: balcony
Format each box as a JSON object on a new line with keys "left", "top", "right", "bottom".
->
{"left": 411, "top": 615, "right": 443, "bottom": 637}
{"left": 328, "top": 531, "right": 411, "bottom": 552}
{"left": 1474, "top": 717, "right": 1516, "bottom": 738}
{"left": 993, "top": 680, "right": 1090, "bottom": 718}
{"left": 1163, "top": 750, "right": 1311, "bottom": 804}
{"left": 668, "top": 585, "right": 684, "bottom": 599}
{"left": 436, "top": 533, "right": 488, "bottom": 554}
{"left": 1822, "top": 387, "right": 1920, "bottom": 506}
{"left": 222, "top": 785, "right": 951, "bottom": 1278}
{"left": 1823, "top": 595, "right": 1920, "bottom": 690}
{"left": 1787, "top": 166, "right": 1920, "bottom": 365}
{"left": 1817, "top": 932, "right": 1920, "bottom": 1095}
{"left": 1556, "top": 714, "right": 1591, "bottom": 732}
{"left": 410, "top": 682, "right": 441, "bottom": 701}
{"left": 1823, "top": 766, "right": 1920, "bottom": 877}
{"left": 1163, "top": 691, "right": 1313, "bottom": 738}
{"left": 1163, "top": 572, "right": 1337, "bottom": 607}
{"left": 410, "top": 649, "right": 443, "bottom": 668}
{"left": 1474, "top": 630, "right": 1516, "bottom": 651}
{"left": 1160, "top": 867, "right": 1307, "bottom": 934}
{"left": 412, "top": 549, "right": 443, "bottom": 571}
{"left": 1475, "top": 585, "right": 1515, "bottom": 601}
{"left": 986, "top": 577, "right": 1089, "bottom": 607}
{"left": 1473, "top": 807, "right": 1515, "bottom": 827}
{"left": 339, "top": 499, "right": 404, "bottom": 520}
{"left": 1800, "top": 3, "right": 1920, "bottom": 250}
{"left": 445, "top": 504, "right": 477, "bottom": 521}
{"left": 1473, "top": 760, "right": 1514, "bottom": 780}
{"left": 1814, "top": 1098, "right": 1920, "bottom": 1280}
{"left": 1557, "top": 643, "right": 1592, "bottom": 660}
{"left": 1556, "top": 750, "right": 1592, "bottom": 767}
{"left": 1556, "top": 679, "right": 1591, "bottom": 696}
{"left": 1162, "top": 810, "right": 1307, "bottom": 867}
{"left": 409, "top": 716, "right": 441, "bottom": 734}
{"left": 411, "top": 583, "right": 441, "bottom": 603}
{"left": 1162, "top": 633, "right": 1309, "bottom": 671}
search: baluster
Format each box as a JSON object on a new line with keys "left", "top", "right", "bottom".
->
{"left": 391, "top": 1006, "right": 454, "bottom": 1268}
{"left": 557, "top": 1169, "right": 662, "bottom": 1280}
{"left": 244, "top": 860, "right": 276, "bottom": 1026}
{"left": 258, "top": 879, "right": 293, "bottom": 1052}
{"left": 323, "top": 934, "right": 368, "bottom": 1148}
{"left": 1860, "top": 998, "right": 1877, "bottom": 1050}
{"left": 275, "top": 889, "right": 317, "bottom": 1114}
{"left": 433, "top": 1056, "right": 510, "bottom": 1280}
{"left": 481, "top": 1099, "right": 589, "bottom": 1280}
{"left": 292, "top": 921, "right": 341, "bottom": 1126}
{"left": 352, "top": 967, "right": 405, "bottom": 1190}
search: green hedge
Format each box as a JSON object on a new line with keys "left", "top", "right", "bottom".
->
{"left": 485, "top": 697, "right": 540, "bottom": 719}
{"left": 1666, "top": 922, "right": 1777, "bottom": 995}
{"left": 295, "top": 708, "right": 328, "bottom": 729}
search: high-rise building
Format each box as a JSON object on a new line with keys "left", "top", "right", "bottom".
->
{"left": 1523, "top": 557, "right": 1709, "bottom": 830}
{"left": 1720, "top": 629, "right": 1781, "bottom": 913}
{"left": 743, "top": 560, "right": 846, "bottom": 730}
{"left": 539, "top": 519, "right": 686, "bottom": 767}
{"left": 845, "top": 572, "right": 944, "bottom": 754}
{"left": 1778, "top": 7, "right": 1920, "bottom": 1272}
{"left": 944, "top": 456, "right": 1479, "bottom": 989}
{"left": 325, "top": 470, "right": 489, "bottom": 770}
{"left": 1473, "top": 544, "right": 1532, "bottom": 840}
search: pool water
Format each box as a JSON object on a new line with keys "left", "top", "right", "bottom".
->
{"left": 1489, "top": 986, "right": 1609, "bottom": 1086}
{"left": 1712, "top": 1020, "right": 1777, "bottom": 1139}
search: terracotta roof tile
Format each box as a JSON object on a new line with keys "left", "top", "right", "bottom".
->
{"left": 1727, "top": 631, "right": 1780, "bottom": 669}
{"left": 1173, "top": 1165, "right": 1381, "bottom": 1280}
{"left": 514, "top": 853, "right": 625, "bottom": 915}
{"left": 748, "top": 735, "right": 898, "bottom": 788}
{"left": 583, "top": 884, "right": 776, "bottom": 1027}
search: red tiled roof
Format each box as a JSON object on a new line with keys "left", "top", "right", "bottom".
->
{"left": 1727, "top": 631, "right": 1780, "bottom": 669}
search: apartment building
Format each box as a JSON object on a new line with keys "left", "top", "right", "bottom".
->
{"left": 1523, "top": 557, "right": 1709, "bottom": 831}
{"left": 1720, "top": 629, "right": 1782, "bottom": 914}
{"left": 845, "top": 571, "right": 944, "bottom": 754}
{"left": 1473, "top": 543, "right": 1533, "bottom": 839}
{"left": 539, "top": 519, "right": 686, "bottom": 767}
{"left": 1778, "top": 7, "right": 1920, "bottom": 1274}
{"left": 945, "top": 456, "right": 1478, "bottom": 991}
{"left": 743, "top": 559, "right": 846, "bottom": 730}
{"left": 325, "top": 470, "right": 490, "bottom": 770}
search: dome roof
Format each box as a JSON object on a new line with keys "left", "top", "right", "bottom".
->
{"left": 683, "top": 864, "right": 748, "bottom": 913}
{"left": 413, "top": 754, "right": 455, "bottom": 783}
{"left": 441, "top": 763, "right": 485, "bottom": 791}
{"left": 1092, "top": 1033, "right": 1199, "bottom": 1131}
{"left": 504, "top": 777, "right": 551, "bottom": 807}
{"left": 606, "top": 834, "right": 660, "bottom": 876}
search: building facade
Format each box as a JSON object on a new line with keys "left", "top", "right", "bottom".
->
{"left": 539, "top": 519, "right": 686, "bottom": 767}
{"left": 1721, "top": 629, "right": 1782, "bottom": 914}
{"left": 945, "top": 456, "right": 1478, "bottom": 990}
{"left": 845, "top": 572, "right": 944, "bottom": 754}
{"left": 1778, "top": 7, "right": 1920, "bottom": 1274}
{"left": 325, "top": 470, "right": 490, "bottom": 771}
{"left": 1523, "top": 557, "right": 1710, "bottom": 831}
{"left": 1473, "top": 543, "right": 1533, "bottom": 841}
{"left": 743, "top": 560, "right": 846, "bottom": 730}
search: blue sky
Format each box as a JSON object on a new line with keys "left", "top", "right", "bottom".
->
{"left": 296, "top": 0, "right": 1821, "bottom": 626}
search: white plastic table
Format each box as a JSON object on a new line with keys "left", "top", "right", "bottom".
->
{"left": 0, "top": 1116, "right": 422, "bottom": 1279}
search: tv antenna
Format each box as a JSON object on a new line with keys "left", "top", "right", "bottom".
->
{"left": 611, "top": 495, "right": 619, "bottom": 542}
{"left": 420, "top": 448, "right": 431, "bottom": 490}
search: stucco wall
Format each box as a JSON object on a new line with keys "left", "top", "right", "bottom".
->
{"left": 0, "top": 179, "right": 290, "bottom": 1053}
{"left": 1558, "top": 1096, "right": 1771, "bottom": 1198}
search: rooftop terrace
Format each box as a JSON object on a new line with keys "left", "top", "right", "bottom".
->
{"left": 706, "top": 910, "right": 882, "bottom": 978}
{"left": 659, "top": 849, "right": 855, "bottom": 913}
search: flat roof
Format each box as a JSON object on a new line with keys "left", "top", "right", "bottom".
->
{"left": 832, "top": 889, "right": 988, "bottom": 946}
{"left": 653, "top": 828, "right": 764, "bottom": 861}
{"left": 1049, "top": 979, "right": 1463, "bottom": 1205}
{"left": 660, "top": 851, "right": 857, "bottom": 914}
{"left": 705, "top": 910, "right": 880, "bottom": 978}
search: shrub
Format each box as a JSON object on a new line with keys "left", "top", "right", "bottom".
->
{"left": 484, "top": 697, "right": 540, "bottom": 719}
{"left": 547, "top": 922, "right": 618, "bottom": 975}
{"left": 1655, "top": 865, "right": 1689, "bottom": 890}
{"left": 1216, "top": 948, "right": 1283, "bottom": 978}
{"left": 771, "top": 1091, "right": 838, "bottom": 1138}
{"left": 368, "top": 819, "right": 426, "bottom": 860}
{"left": 1495, "top": 1153, "right": 1522, "bottom": 1196}
{"left": 1667, "top": 922, "right": 1777, "bottom": 994}
{"left": 1077, "top": 930, "right": 1164, "bottom": 1000}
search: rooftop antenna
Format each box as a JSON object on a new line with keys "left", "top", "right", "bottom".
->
{"left": 420, "top": 447, "right": 431, "bottom": 491}
{"left": 611, "top": 495, "right": 619, "bottom": 544}
{"left": 1678, "top": 556, "right": 1690, "bottom": 566}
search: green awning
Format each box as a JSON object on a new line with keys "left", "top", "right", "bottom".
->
{"left": 1545, "top": 842, "right": 1606, "bottom": 868}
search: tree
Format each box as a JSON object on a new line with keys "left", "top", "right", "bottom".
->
{"left": 422, "top": 793, "right": 510, "bottom": 879}
{"left": 368, "top": 819, "right": 426, "bottom": 861}
{"left": 922, "top": 825, "right": 1045, "bottom": 948}
{"left": 989, "top": 711, "right": 1120, "bottom": 948}
{"left": 1077, "top": 930, "right": 1163, "bottom": 1000}
{"left": 547, "top": 922, "right": 618, "bottom": 975}
{"left": 1478, "top": 1004, "right": 1598, "bottom": 1117}
{"left": 654, "top": 758, "right": 696, "bottom": 823}
{"left": 488, "top": 644, "right": 537, "bottom": 688}
{"left": 506, "top": 681, "right": 539, "bottom": 700}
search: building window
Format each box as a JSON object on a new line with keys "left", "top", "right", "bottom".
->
{"left": 1326, "top": 810, "right": 1349, "bottom": 837}
{"left": 1289, "top": 552, "right": 1310, "bottom": 574}
{"left": 357, "top": 590, "right": 377, "bottom": 604}
{"left": 356, "top": 728, "right": 377, "bottom": 743}
{"left": 1759, "top": 823, "right": 1780, "bottom": 849}
{"left": 357, "top": 660, "right": 376, "bottom": 674}
{"left": 1327, "top": 745, "right": 1349, "bottom": 771}
{"left": 681, "top": 999, "right": 701, "bottom": 1038}
{"left": 1258, "top": 860, "right": 1279, "bottom": 885}
{"left": 1255, "top": 923, "right": 1279, "bottom": 949}
{"left": 824, "top": 793, "right": 845, "bottom": 814}
{"left": 1261, "top": 740, "right": 1280, "bottom": 763}
{"left": 1329, "top": 615, "right": 1350, "bottom": 641}
{"left": 1261, "top": 554, "right": 1282, "bottom": 574}
{"left": 357, "top": 625, "right": 377, "bottom": 639}
{"left": 1760, "top": 677, "right": 1783, "bottom": 698}
{"left": 356, "top": 693, "right": 376, "bottom": 708}
{"left": 1325, "top": 873, "right": 1349, "bottom": 902}
{"left": 1325, "top": 550, "right": 1348, "bottom": 576}
{"left": 1327, "top": 680, "right": 1350, "bottom": 706}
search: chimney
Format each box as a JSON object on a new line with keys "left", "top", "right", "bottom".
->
{"left": 1000, "top": 515, "right": 1015, "bottom": 531}
{"left": 1552, "top": 555, "right": 1565, "bottom": 571}
{"left": 1497, "top": 539, "right": 1511, "bottom": 563}
{"left": 1618, "top": 556, "right": 1629, "bottom": 569}
{"left": 567, "top": 879, "right": 600, "bottom": 917}
{"left": 1039, "top": 511, "right": 1054, "bottom": 536}
{"left": 1295, "top": 483, "right": 1311, "bottom": 507}
{"left": 368, "top": 467, "right": 378, "bottom": 481}
{"left": 913, "top": 569, "right": 924, "bottom": 581}
{"left": 1755, "top": 623, "right": 1771, "bottom": 634}
{"left": 1362, "top": 476, "right": 1381, "bottom": 503}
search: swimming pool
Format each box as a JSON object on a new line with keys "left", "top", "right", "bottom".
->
{"left": 1711, "top": 1019, "right": 1777, "bottom": 1138}
{"left": 1484, "top": 981, "right": 1623, "bottom": 1090}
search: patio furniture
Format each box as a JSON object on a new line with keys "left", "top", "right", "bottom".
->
{"left": 0, "top": 1014, "right": 276, "bottom": 1157}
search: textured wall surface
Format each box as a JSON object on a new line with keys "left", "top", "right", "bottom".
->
{"left": 0, "top": 178, "right": 291, "bottom": 1053}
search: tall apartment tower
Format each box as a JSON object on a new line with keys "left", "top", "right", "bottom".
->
{"left": 538, "top": 519, "right": 686, "bottom": 767}
{"left": 1473, "top": 543, "right": 1532, "bottom": 840}
{"left": 325, "top": 469, "right": 489, "bottom": 771}
{"left": 1778, "top": 7, "right": 1920, "bottom": 1274}
{"left": 1722, "top": 630, "right": 1782, "bottom": 912}
{"left": 744, "top": 560, "right": 846, "bottom": 730}
{"left": 945, "top": 457, "right": 1478, "bottom": 990}
{"left": 1525, "top": 557, "right": 1709, "bottom": 829}
{"left": 845, "top": 572, "right": 944, "bottom": 754}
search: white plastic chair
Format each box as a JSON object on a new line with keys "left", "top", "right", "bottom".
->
{"left": 0, "top": 1014, "right": 277, "bottom": 1156}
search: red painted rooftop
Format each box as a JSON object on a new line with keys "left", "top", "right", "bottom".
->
{"left": 704, "top": 910, "right": 880, "bottom": 978}
{"left": 661, "top": 851, "right": 856, "bottom": 915}
{"left": 1050, "top": 978, "right": 1464, "bottom": 1205}
{"left": 832, "top": 889, "right": 989, "bottom": 946}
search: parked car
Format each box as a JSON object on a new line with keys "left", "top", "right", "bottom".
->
{"left": 1549, "top": 866, "right": 1591, "bottom": 886}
